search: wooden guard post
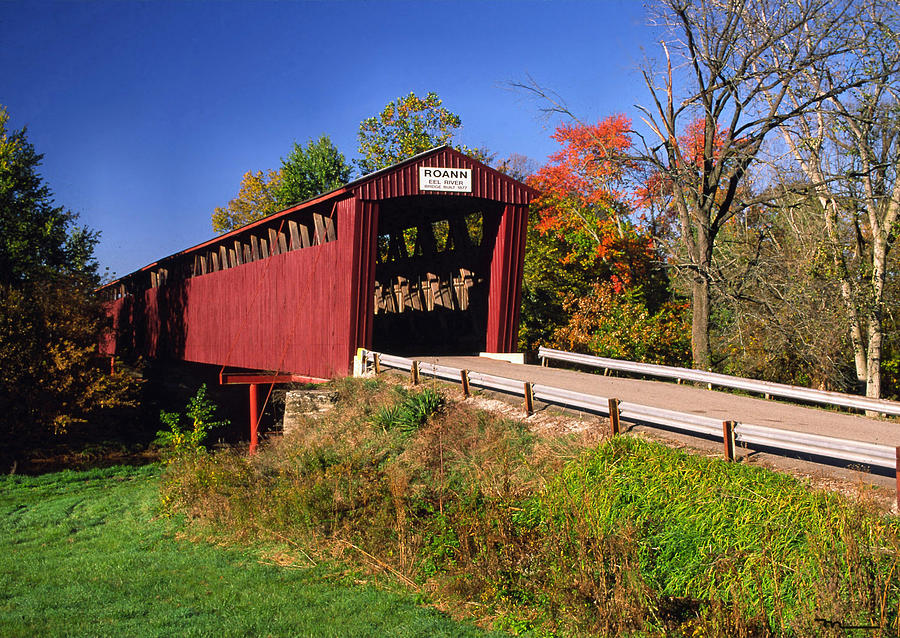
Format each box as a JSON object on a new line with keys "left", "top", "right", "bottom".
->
{"left": 373, "top": 353, "right": 381, "bottom": 374}
{"left": 723, "top": 421, "right": 736, "bottom": 461}
{"left": 411, "top": 360, "right": 420, "bottom": 385}
{"left": 608, "top": 398, "right": 621, "bottom": 436}
{"left": 460, "top": 370, "right": 470, "bottom": 398}
{"left": 524, "top": 382, "right": 534, "bottom": 416}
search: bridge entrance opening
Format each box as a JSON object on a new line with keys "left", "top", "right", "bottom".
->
{"left": 372, "top": 196, "right": 503, "bottom": 355}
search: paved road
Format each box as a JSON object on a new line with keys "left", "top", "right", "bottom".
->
{"left": 416, "top": 355, "right": 900, "bottom": 448}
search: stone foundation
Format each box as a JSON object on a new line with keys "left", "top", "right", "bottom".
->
{"left": 282, "top": 389, "right": 338, "bottom": 435}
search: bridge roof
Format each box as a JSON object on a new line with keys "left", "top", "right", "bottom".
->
{"left": 99, "top": 145, "right": 537, "bottom": 291}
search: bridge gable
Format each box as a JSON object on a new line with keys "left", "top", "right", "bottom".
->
{"left": 351, "top": 146, "right": 536, "bottom": 204}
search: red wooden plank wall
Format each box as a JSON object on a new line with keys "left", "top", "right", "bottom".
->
{"left": 341, "top": 198, "right": 379, "bottom": 352}
{"left": 105, "top": 238, "right": 357, "bottom": 378}
{"left": 486, "top": 203, "right": 529, "bottom": 352}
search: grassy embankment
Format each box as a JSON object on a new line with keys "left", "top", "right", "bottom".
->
{"left": 0, "top": 464, "right": 505, "bottom": 637}
{"left": 161, "top": 376, "right": 900, "bottom": 637}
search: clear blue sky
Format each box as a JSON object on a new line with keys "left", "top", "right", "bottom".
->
{"left": 1, "top": 0, "right": 660, "bottom": 278}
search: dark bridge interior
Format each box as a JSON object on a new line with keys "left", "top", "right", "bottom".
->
{"left": 372, "top": 196, "right": 504, "bottom": 355}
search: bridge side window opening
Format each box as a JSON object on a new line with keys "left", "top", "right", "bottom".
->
{"left": 375, "top": 213, "right": 482, "bottom": 310}
{"left": 103, "top": 208, "right": 342, "bottom": 304}
{"left": 188, "top": 209, "right": 338, "bottom": 279}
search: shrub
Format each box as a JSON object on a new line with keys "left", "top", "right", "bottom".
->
{"left": 371, "top": 387, "right": 445, "bottom": 434}
{"left": 156, "top": 384, "right": 228, "bottom": 460}
{"left": 552, "top": 282, "right": 691, "bottom": 366}
{"left": 0, "top": 278, "right": 140, "bottom": 447}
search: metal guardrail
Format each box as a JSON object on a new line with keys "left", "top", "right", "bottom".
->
{"left": 620, "top": 401, "right": 724, "bottom": 439}
{"left": 734, "top": 423, "right": 897, "bottom": 469}
{"left": 538, "top": 346, "right": 900, "bottom": 417}
{"left": 360, "top": 349, "right": 899, "bottom": 510}
{"left": 361, "top": 350, "right": 897, "bottom": 474}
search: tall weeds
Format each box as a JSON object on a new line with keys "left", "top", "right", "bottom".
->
{"left": 161, "top": 377, "right": 900, "bottom": 637}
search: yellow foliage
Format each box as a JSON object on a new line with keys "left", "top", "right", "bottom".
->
{"left": 211, "top": 168, "right": 283, "bottom": 234}
{"left": 0, "top": 279, "right": 139, "bottom": 441}
{"left": 0, "top": 106, "right": 23, "bottom": 173}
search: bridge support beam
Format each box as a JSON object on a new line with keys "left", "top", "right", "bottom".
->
{"left": 249, "top": 383, "right": 260, "bottom": 455}
{"left": 220, "top": 369, "right": 329, "bottom": 455}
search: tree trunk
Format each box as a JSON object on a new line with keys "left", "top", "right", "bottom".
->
{"left": 691, "top": 274, "right": 712, "bottom": 370}
{"left": 865, "top": 235, "right": 889, "bottom": 400}
{"left": 842, "top": 278, "right": 869, "bottom": 389}
{"left": 820, "top": 195, "right": 868, "bottom": 389}
{"left": 866, "top": 317, "right": 882, "bottom": 399}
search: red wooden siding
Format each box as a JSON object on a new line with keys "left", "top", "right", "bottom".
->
{"left": 486, "top": 204, "right": 529, "bottom": 352}
{"left": 353, "top": 147, "right": 535, "bottom": 204}
{"left": 106, "top": 239, "right": 355, "bottom": 378}
{"left": 339, "top": 198, "right": 379, "bottom": 355}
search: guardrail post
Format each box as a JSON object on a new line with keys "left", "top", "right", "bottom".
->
{"left": 723, "top": 421, "right": 736, "bottom": 461}
{"left": 373, "top": 353, "right": 381, "bottom": 374}
{"left": 461, "top": 370, "right": 470, "bottom": 398}
{"left": 608, "top": 398, "right": 621, "bottom": 436}
{"left": 541, "top": 357, "right": 548, "bottom": 368}
{"left": 353, "top": 348, "right": 366, "bottom": 377}
{"left": 524, "top": 382, "right": 535, "bottom": 416}
{"left": 411, "top": 360, "right": 420, "bottom": 385}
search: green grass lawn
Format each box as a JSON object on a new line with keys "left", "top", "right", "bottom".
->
{"left": 0, "top": 464, "right": 504, "bottom": 638}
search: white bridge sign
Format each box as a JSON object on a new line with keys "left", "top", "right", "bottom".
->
{"left": 418, "top": 166, "right": 472, "bottom": 193}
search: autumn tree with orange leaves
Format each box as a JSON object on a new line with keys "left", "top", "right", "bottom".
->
{"left": 520, "top": 116, "right": 689, "bottom": 364}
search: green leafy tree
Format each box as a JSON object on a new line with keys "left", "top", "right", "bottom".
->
{"left": 0, "top": 106, "right": 97, "bottom": 285}
{"left": 211, "top": 135, "right": 351, "bottom": 234}
{"left": 0, "top": 105, "right": 138, "bottom": 454}
{"left": 357, "top": 91, "right": 488, "bottom": 173}
{"left": 274, "top": 135, "right": 351, "bottom": 208}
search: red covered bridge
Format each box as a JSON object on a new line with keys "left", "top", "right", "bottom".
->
{"left": 99, "top": 146, "right": 536, "bottom": 392}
